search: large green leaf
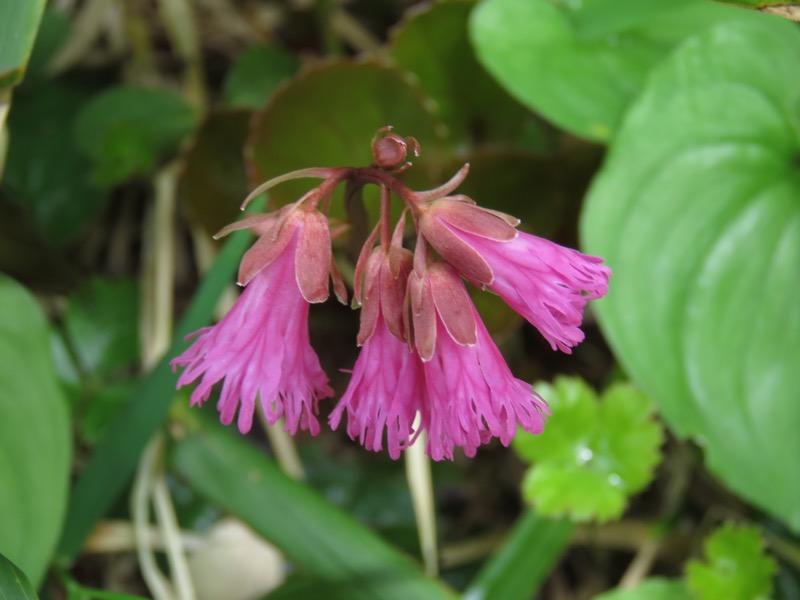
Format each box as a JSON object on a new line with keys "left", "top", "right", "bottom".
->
{"left": 469, "top": 0, "right": 767, "bottom": 141}
{"left": 581, "top": 19, "right": 800, "bottom": 529}
{"left": 170, "top": 422, "right": 456, "bottom": 600}
{"left": 593, "top": 578, "right": 693, "bottom": 600}
{"left": 0, "top": 0, "right": 46, "bottom": 90}
{"left": 0, "top": 275, "right": 71, "bottom": 585}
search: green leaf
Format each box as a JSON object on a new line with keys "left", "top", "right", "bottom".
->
{"left": 0, "top": 0, "right": 46, "bottom": 90}
{"left": 387, "top": 0, "right": 529, "bottom": 145}
{"left": 469, "top": 0, "right": 768, "bottom": 141}
{"left": 246, "top": 60, "right": 446, "bottom": 210}
{"left": 170, "top": 422, "right": 457, "bottom": 600}
{"left": 56, "top": 207, "right": 256, "bottom": 561}
{"left": 686, "top": 524, "right": 777, "bottom": 600}
{"left": 222, "top": 45, "right": 299, "bottom": 110}
{"left": 513, "top": 377, "right": 662, "bottom": 523}
{"left": 4, "top": 77, "right": 108, "bottom": 243}
{"left": 177, "top": 109, "right": 249, "bottom": 237}
{"left": 580, "top": 18, "right": 800, "bottom": 529}
{"left": 0, "top": 275, "right": 71, "bottom": 586}
{"left": 0, "top": 552, "right": 40, "bottom": 600}
{"left": 593, "top": 578, "right": 693, "bottom": 600}
{"left": 63, "top": 278, "right": 139, "bottom": 378}
{"left": 464, "top": 511, "right": 573, "bottom": 600}
{"left": 73, "top": 86, "right": 196, "bottom": 185}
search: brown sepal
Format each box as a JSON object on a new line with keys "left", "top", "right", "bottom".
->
{"left": 381, "top": 248, "right": 412, "bottom": 341}
{"left": 330, "top": 255, "right": 348, "bottom": 305}
{"left": 434, "top": 197, "right": 518, "bottom": 241}
{"left": 295, "top": 210, "right": 332, "bottom": 303}
{"left": 352, "top": 223, "right": 380, "bottom": 308}
{"left": 356, "top": 250, "right": 383, "bottom": 345}
{"left": 428, "top": 262, "right": 477, "bottom": 347}
{"left": 408, "top": 270, "right": 437, "bottom": 362}
{"left": 237, "top": 216, "right": 297, "bottom": 286}
{"left": 419, "top": 212, "right": 494, "bottom": 287}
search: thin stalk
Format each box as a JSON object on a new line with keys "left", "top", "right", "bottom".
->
{"left": 153, "top": 473, "right": 197, "bottom": 600}
{"left": 241, "top": 167, "right": 345, "bottom": 210}
{"left": 257, "top": 410, "right": 307, "bottom": 481}
{"left": 618, "top": 536, "right": 661, "bottom": 590}
{"left": 0, "top": 91, "right": 10, "bottom": 181}
{"left": 132, "top": 436, "right": 175, "bottom": 600}
{"left": 405, "top": 415, "right": 438, "bottom": 576}
{"left": 157, "top": 0, "right": 207, "bottom": 112}
{"left": 379, "top": 185, "right": 392, "bottom": 252}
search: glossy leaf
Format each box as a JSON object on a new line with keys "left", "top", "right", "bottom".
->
{"left": 73, "top": 86, "right": 196, "bottom": 185}
{"left": 581, "top": 18, "right": 800, "bottom": 529}
{"left": 0, "top": 275, "right": 71, "bottom": 585}
{"left": 246, "top": 60, "right": 445, "bottom": 209}
{"left": 4, "top": 78, "right": 107, "bottom": 243}
{"left": 222, "top": 44, "right": 299, "bottom": 110}
{"left": 170, "top": 422, "right": 457, "bottom": 600}
{"left": 388, "top": 0, "right": 528, "bottom": 145}
{"left": 686, "top": 524, "right": 776, "bottom": 600}
{"left": 593, "top": 578, "right": 693, "bottom": 600}
{"left": 0, "top": 552, "right": 39, "bottom": 600}
{"left": 513, "top": 378, "right": 662, "bottom": 523}
{"left": 177, "top": 109, "right": 249, "bottom": 236}
{"left": 469, "top": 0, "right": 767, "bottom": 141}
{"left": 464, "top": 511, "right": 573, "bottom": 600}
{"left": 0, "top": 0, "right": 46, "bottom": 89}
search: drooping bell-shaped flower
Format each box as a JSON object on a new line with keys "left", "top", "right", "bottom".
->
{"left": 172, "top": 202, "right": 338, "bottom": 435}
{"left": 419, "top": 196, "right": 611, "bottom": 353}
{"left": 329, "top": 229, "right": 425, "bottom": 459}
{"left": 407, "top": 261, "right": 548, "bottom": 460}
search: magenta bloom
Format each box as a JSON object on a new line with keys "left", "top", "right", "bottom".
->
{"left": 330, "top": 244, "right": 425, "bottom": 459}
{"left": 420, "top": 197, "right": 611, "bottom": 353}
{"left": 172, "top": 207, "right": 335, "bottom": 435}
{"left": 329, "top": 312, "right": 425, "bottom": 459}
{"left": 408, "top": 262, "right": 548, "bottom": 460}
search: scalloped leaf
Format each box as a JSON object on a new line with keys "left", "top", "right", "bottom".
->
{"left": 469, "top": 0, "right": 769, "bottom": 141}
{"left": 581, "top": 18, "right": 800, "bottom": 529}
{"left": 513, "top": 377, "right": 662, "bottom": 523}
{"left": 685, "top": 524, "right": 776, "bottom": 600}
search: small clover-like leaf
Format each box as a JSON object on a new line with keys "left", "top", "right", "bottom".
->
{"left": 686, "top": 523, "right": 776, "bottom": 600}
{"left": 513, "top": 377, "right": 663, "bottom": 523}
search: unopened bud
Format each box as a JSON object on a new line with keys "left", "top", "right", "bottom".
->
{"left": 371, "top": 126, "right": 420, "bottom": 171}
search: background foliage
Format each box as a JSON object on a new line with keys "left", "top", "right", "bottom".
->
{"left": 1, "top": 0, "right": 798, "bottom": 599}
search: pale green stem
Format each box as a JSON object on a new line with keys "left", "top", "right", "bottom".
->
{"left": 257, "top": 410, "right": 307, "bottom": 481}
{"left": 153, "top": 472, "right": 198, "bottom": 600}
{"left": 0, "top": 91, "right": 10, "bottom": 182}
{"left": 132, "top": 435, "right": 176, "bottom": 600}
{"left": 406, "top": 414, "right": 438, "bottom": 576}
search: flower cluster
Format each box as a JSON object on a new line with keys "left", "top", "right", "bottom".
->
{"left": 172, "top": 128, "right": 611, "bottom": 460}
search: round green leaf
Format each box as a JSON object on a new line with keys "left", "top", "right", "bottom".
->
{"left": 469, "top": 0, "right": 767, "bottom": 141}
{"left": 686, "top": 524, "right": 776, "bottom": 600}
{"left": 73, "top": 86, "right": 196, "bottom": 185}
{"left": 246, "top": 60, "right": 446, "bottom": 209}
{"left": 0, "top": 275, "right": 71, "bottom": 585}
{"left": 581, "top": 19, "right": 800, "bottom": 529}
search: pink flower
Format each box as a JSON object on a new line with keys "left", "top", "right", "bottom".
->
{"left": 420, "top": 197, "right": 611, "bottom": 353}
{"left": 172, "top": 205, "right": 336, "bottom": 435}
{"left": 330, "top": 244, "right": 424, "bottom": 459}
{"left": 408, "top": 262, "right": 548, "bottom": 460}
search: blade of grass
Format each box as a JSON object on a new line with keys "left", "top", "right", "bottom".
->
{"left": 463, "top": 511, "right": 573, "bottom": 600}
{"left": 170, "top": 421, "right": 457, "bottom": 600}
{"left": 57, "top": 212, "right": 257, "bottom": 561}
